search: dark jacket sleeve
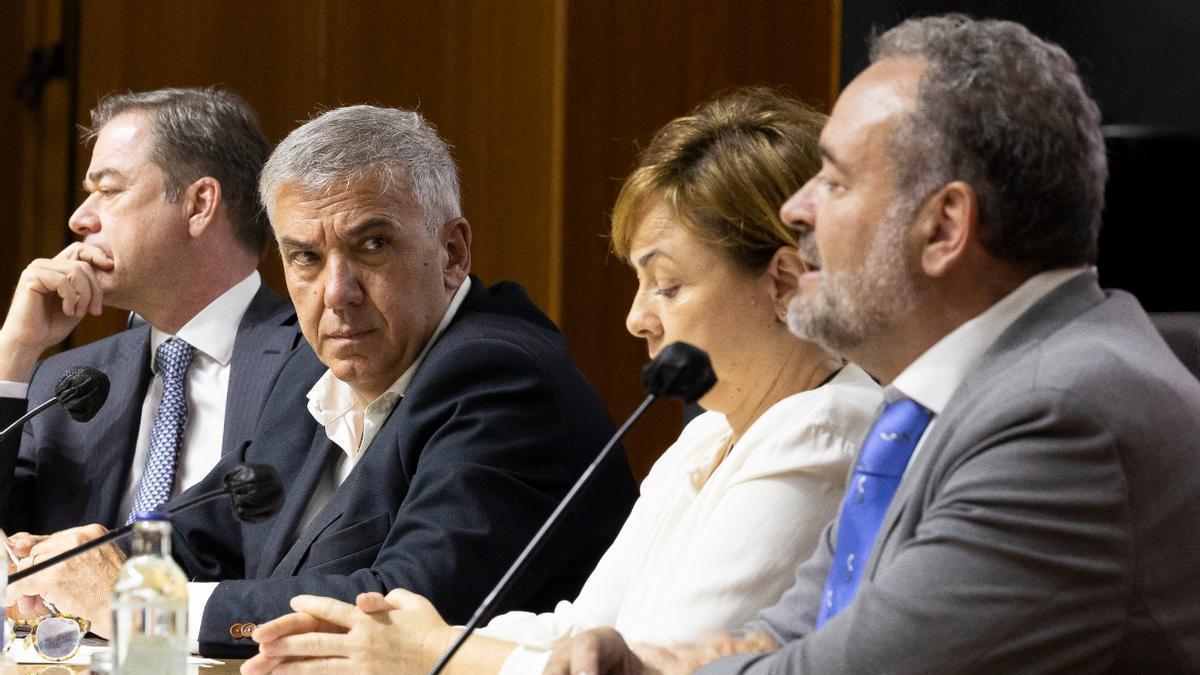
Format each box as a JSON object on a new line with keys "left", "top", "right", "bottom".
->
{"left": 0, "top": 395, "right": 31, "bottom": 527}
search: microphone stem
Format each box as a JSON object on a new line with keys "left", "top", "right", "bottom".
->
{"left": 8, "top": 488, "right": 231, "bottom": 584}
{"left": 0, "top": 398, "right": 56, "bottom": 443}
{"left": 428, "top": 394, "right": 658, "bottom": 675}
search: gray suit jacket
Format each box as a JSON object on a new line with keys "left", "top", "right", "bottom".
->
{"left": 0, "top": 283, "right": 302, "bottom": 533}
{"left": 705, "top": 272, "right": 1200, "bottom": 674}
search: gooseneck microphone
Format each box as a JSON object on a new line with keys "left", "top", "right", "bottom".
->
{"left": 428, "top": 342, "right": 717, "bottom": 675}
{"left": 0, "top": 367, "right": 111, "bottom": 442}
{"left": 9, "top": 463, "right": 285, "bottom": 584}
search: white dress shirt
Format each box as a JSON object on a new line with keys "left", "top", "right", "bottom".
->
{"left": 186, "top": 277, "right": 472, "bottom": 647}
{"left": 481, "top": 365, "right": 883, "bottom": 674}
{"left": 119, "top": 272, "right": 263, "bottom": 517}
{"left": 891, "top": 266, "right": 1089, "bottom": 460}
{"left": 0, "top": 272, "right": 262, "bottom": 515}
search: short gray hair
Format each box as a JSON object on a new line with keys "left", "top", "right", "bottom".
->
{"left": 871, "top": 14, "right": 1107, "bottom": 270}
{"left": 259, "top": 105, "right": 461, "bottom": 233}
{"left": 83, "top": 86, "right": 272, "bottom": 255}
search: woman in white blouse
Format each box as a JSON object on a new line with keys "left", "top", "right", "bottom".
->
{"left": 241, "top": 88, "right": 882, "bottom": 675}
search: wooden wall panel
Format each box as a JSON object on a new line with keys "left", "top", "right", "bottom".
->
{"left": 3, "top": 2, "right": 77, "bottom": 361}
{"left": 560, "top": 0, "right": 839, "bottom": 477}
{"left": 1, "top": 3, "right": 27, "bottom": 307}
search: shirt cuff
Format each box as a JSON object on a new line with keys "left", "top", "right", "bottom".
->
{"left": 499, "top": 645, "right": 553, "bottom": 675}
{"left": 187, "top": 581, "right": 219, "bottom": 652}
{"left": 0, "top": 381, "right": 29, "bottom": 399}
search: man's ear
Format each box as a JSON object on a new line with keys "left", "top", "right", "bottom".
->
{"left": 440, "top": 217, "right": 472, "bottom": 289}
{"left": 185, "top": 177, "right": 221, "bottom": 238}
{"left": 766, "top": 246, "right": 805, "bottom": 322}
{"left": 917, "top": 180, "right": 977, "bottom": 278}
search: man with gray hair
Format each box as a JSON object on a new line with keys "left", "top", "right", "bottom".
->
{"left": 12, "top": 104, "right": 636, "bottom": 657}
{"left": 0, "top": 87, "right": 300, "bottom": 538}
{"left": 546, "top": 14, "right": 1200, "bottom": 674}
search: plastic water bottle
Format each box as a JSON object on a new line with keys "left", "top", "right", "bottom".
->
{"left": 111, "top": 513, "right": 187, "bottom": 675}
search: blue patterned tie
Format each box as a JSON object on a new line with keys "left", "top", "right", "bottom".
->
{"left": 127, "top": 338, "right": 195, "bottom": 523}
{"left": 817, "top": 397, "right": 933, "bottom": 627}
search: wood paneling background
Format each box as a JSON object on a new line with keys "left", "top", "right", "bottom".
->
{"left": 1, "top": 0, "right": 837, "bottom": 478}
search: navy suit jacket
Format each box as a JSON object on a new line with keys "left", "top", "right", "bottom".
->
{"left": 173, "top": 278, "right": 638, "bottom": 657}
{"left": 0, "top": 284, "right": 301, "bottom": 533}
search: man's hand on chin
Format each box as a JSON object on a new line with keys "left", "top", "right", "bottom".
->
{"left": 0, "top": 242, "right": 112, "bottom": 382}
{"left": 6, "top": 523, "right": 125, "bottom": 638}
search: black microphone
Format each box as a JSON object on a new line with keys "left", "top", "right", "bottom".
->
{"left": 9, "top": 463, "right": 284, "bottom": 583}
{"left": 428, "top": 342, "right": 716, "bottom": 675}
{"left": 641, "top": 342, "right": 718, "bottom": 403}
{"left": 0, "top": 367, "right": 111, "bottom": 442}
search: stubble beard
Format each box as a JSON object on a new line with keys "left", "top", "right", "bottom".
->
{"left": 786, "top": 205, "right": 922, "bottom": 355}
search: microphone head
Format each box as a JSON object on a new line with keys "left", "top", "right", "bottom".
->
{"left": 222, "top": 463, "right": 285, "bottom": 523}
{"left": 54, "top": 367, "right": 111, "bottom": 422}
{"left": 640, "top": 342, "right": 717, "bottom": 403}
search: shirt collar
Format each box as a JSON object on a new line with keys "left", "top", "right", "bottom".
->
{"left": 150, "top": 271, "right": 261, "bottom": 370}
{"left": 306, "top": 276, "right": 473, "bottom": 428}
{"left": 888, "top": 267, "right": 1088, "bottom": 413}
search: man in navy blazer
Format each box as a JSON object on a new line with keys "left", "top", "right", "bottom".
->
{"left": 11, "top": 104, "right": 636, "bottom": 657}
{"left": 0, "top": 87, "right": 301, "bottom": 536}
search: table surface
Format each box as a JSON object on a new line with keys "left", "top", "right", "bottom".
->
{"left": 14, "top": 661, "right": 245, "bottom": 673}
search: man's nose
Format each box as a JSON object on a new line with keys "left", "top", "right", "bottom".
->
{"left": 323, "top": 257, "right": 365, "bottom": 310}
{"left": 780, "top": 178, "right": 818, "bottom": 234}
{"left": 68, "top": 195, "right": 100, "bottom": 235}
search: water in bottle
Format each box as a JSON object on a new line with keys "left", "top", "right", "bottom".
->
{"left": 111, "top": 513, "right": 187, "bottom": 675}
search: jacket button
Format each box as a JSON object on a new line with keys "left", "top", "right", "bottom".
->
{"left": 229, "top": 623, "right": 244, "bottom": 638}
{"left": 241, "top": 623, "right": 257, "bottom": 638}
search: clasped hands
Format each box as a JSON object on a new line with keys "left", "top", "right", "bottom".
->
{"left": 241, "top": 589, "right": 460, "bottom": 674}
{"left": 3, "top": 524, "right": 125, "bottom": 639}
{"left": 240, "top": 589, "right": 776, "bottom": 675}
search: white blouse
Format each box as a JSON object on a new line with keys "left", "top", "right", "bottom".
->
{"left": 479, "top": 364, "right": 883, "bottom": 674}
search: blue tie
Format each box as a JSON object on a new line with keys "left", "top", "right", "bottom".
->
{"left": 817, "top": 397, "right": 933, "bottom": 627}
{"left": 127, "top": 338, "right": 195, "bottom": 523}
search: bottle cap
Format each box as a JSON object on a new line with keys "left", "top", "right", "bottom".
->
{"left": 131, "top": 511, "right": 170, "bottom": 522}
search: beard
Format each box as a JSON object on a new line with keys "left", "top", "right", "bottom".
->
{"left": 787, "top": 204, "right": 923, "bottom": 354}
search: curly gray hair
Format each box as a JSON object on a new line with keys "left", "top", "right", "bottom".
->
{"left": 872, "top": 14, "right": 1107, "bottom": 270}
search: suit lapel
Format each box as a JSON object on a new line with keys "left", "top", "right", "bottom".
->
{"left": 866, "top": 272, "right": 1107, "bottom": 578}
{"left": 222, "top": 286, "right": 297, "bottom": 455}
{"left": 93, "top": 329, "right": 154, "bottom": 527}
{"left": 271, "top": 492, "right": 344, "bottom": 578}
{"left": 268, "top": 403, "right": 403, "bottom": 578}
{"left": 254, "top": 430, "right": 340, "bottom": 577}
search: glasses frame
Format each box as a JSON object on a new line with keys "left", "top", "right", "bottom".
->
{"left": 4, "top": 612, "right": 92, "bottom": 662}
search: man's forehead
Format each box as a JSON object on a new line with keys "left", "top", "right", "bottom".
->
{"left": 88, "top": 112, "right": 155, "bottom": 174}
{"left": 822, "top": 57, "right": 924, "bottom": 161}
{"left": 272, "top": 178, "right": 423, "bottom": 236}
{"left": 276, "top": 178, "right": 412, "bottom": 214}
{"left": 94, "top": 112, "right": 152, "bottom": 154}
